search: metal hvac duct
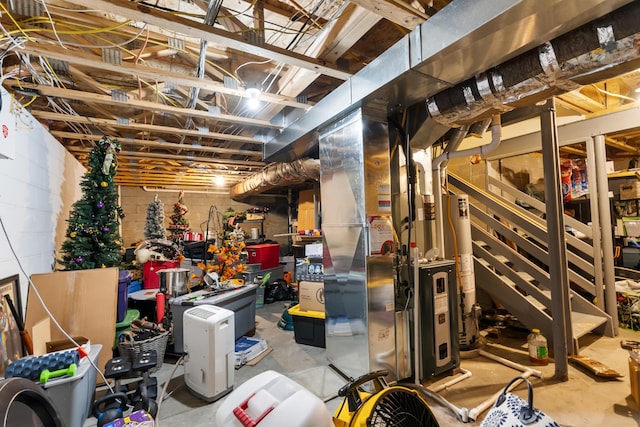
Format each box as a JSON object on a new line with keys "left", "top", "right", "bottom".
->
{"left": 229, "top": 158, "right": 320, "bottom": 200}
{"left": 426, "top": 1, "right": 640, "bottom": 126}
{"left": 265, "top": 0, "right": 632, "bottom": 163}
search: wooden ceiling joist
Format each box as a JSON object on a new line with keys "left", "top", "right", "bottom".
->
{"left": 65, "top": 147, "right": 266, "bottom": 167}
{"left": 32, "top": 110, "right": 263, "bottom": 145}
{"left": 5, "top": 80, "right": 282, "bottom": 130}
{"left": 49, "top": 131, "right": 263, "bottom": 157}
{"left": 69, "top": 0, "right": 352, "bottom": 80}
{"left": 17, "top": 43, "right": 311, "bottom": 110}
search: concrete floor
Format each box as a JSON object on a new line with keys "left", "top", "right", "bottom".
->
{"left": 84, "top": 302, "right": 640, "bottom": 426}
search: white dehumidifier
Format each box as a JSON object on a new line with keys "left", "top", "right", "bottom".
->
{"left": 183, "top": 305, "right": 235, "bottom": 402}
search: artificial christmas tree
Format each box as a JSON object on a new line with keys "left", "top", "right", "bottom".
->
{"left": 59, "top": 136, "right": 124, "bottom": 270}
{"left": 167, "top": 191, "right": 190, "bottom": 242}
{"left": 144, "top": 194, "right": 166, "bottom": 239}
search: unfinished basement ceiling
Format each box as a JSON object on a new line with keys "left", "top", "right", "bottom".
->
{"left": 1, "top": 0, "right": 639, "bottom": 192}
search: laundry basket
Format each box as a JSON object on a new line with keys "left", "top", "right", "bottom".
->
{"left": 118, "top": 330, "right": 169, "bottom": 374}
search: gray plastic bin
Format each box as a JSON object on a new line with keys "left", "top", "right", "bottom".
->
{"left": 42, "top": 344, "right": 101, "bottom": 427}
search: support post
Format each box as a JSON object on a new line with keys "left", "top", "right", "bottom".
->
{"left": 593, "top": 134, "right": 619, "bottom": 335}
{"left": 539, "top": 98, "right": 571, "bottom": 381}
{"left": 585, "top": 140, "right": 605, "bottom": 311}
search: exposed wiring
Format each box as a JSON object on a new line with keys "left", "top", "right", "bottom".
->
{"left": 0, "top": 211, "right": 115, "bottom": 393}
{"left": 0, "top": 2, "right": 34, "bottom": 42}
{"left": 216, "top": 0, "right": 258, "bottom": 19}
{"left": 39, "top": 0, "right": 67, "bottom": 49}
{"left": 154, "top": 353, "right": 185, "bottom": 427}
{"left": 592, "top": 84, "right": 638, "bottom": 103}
{"left": 234, "top": 58, "right": 273, "bottom": 82}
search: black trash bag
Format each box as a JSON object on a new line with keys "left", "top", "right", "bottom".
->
{"left": 265, "top": 280, "right": 291, "bottom": 304}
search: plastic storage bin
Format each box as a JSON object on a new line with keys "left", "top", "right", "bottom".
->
{"left": 143, "top": 260, "right": 179, "bottom": 289}
{"left": 42, "top": 344, "right": 101, "bottom": 427}
{"left": 114, "top": 309, "right": 140, "bottom": 349}
{"left": 215, "top": 370, "right": 332, "bottom": 427}
{"left": 288, "top": 304, "right": 326, "bottom": 348}
{"left": 117, "top": 270, "right": 133, "bottom": 322}
{"left": 246, "top": 243, "right": 280, "bottom": 269}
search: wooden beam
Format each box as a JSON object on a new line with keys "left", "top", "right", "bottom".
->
{"left": 17, "top": 43, "right": 310, "bottom": 110}
{"left": 50, "top": 131, "right": 262, "bottom": 157}
{"left": 31, "top": 110, "right": 263, "bottom": 145}
{"left": 68, "top": 0, "right": 351, "bottom": 80}
{"left": 6, "top": 80, "right": 282, "bottom": 130}
{"left": 348, "top": 0, "right": 427, "bottom": 30}
{"left": 605, "top": 136, "right": 639, "bottom": 154}
{"left": 66, "top": 146, "right": 265, "bottom": 167}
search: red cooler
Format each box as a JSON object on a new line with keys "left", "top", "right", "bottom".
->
{"left": 246, "top": 243, "right": 280, "bottom": 269}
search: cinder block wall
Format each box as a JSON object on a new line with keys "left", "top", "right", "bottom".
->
{"left": 119, "top": 187, "right": 291, "bottom": 254}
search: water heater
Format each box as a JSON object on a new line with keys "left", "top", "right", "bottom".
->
{"left": 183, "top": 305, "right": 235, "bottom": 402}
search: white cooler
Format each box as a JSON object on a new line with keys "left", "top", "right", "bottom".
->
{"left": 216, "top": 370, "right": 333, "bottom": 427}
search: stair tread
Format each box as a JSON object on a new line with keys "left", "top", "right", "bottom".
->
{"left": 571, "top": 312, "right": 608, "bottom": 340}
{"left": 525, "top": 294, "right": 547, "bottom": 310}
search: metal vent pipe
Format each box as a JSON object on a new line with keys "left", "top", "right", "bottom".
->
{"left": 230, "top": 158, "right": 320, "bottom": 200}
{"left": 426, "top": 1, "right": 640, "bottom": 126}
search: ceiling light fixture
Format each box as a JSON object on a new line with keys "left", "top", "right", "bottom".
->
{"left": 245, "top": 86, "right": 261, "bottom": 110}
{"left": 215, "top": 175, "right": 225, "bottom": 186}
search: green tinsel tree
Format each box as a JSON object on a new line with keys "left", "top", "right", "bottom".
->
{"left": 167, "top": 191, "right": 190, "bottom": 242}
{"left": 59, "top": 136, "right": 125, "bottom": 270}
{"left": 144, "top": 194, "right": 166, "bottom": 239}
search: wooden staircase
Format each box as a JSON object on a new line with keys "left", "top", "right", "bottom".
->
{"left": 448, "top": 173, "right": 614, "bottom": 353}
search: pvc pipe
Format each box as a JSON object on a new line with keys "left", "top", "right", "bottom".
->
{"left": 432, "top": 115, "right": 501, "bottom": 256}
{"left": 413, "top": 244, "right": 421, "bottom": 385}
{"left": 429, "top": 368, "right": 472, "bottom": 393}
{"left": 478, "top": 349, "right": 543, "bottom": 378}
{"left": 421, "top": 388, "right": 469, "bottom": 423}
{"left": 467, "top": 371, "right": 534, "bottom": 421}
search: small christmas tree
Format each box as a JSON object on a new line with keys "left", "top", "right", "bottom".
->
{"left": 144, "top": 194, "right": 166, "bottom": 239}
{"left": 167, "top": 191, "right": 190, "bottom": 242}
{"left": 59, "top": 136, "right": 124, "bottom": 270}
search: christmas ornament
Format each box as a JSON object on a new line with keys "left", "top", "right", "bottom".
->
{"left": 76, "top": 257, "right": 83, "bottom": 263}
{"left": 100, "top": 181, "right": 108, "bottom": 187}
{"left": 101, "top": 264, "right": 106, "bottom": 268}
{"left": 97, "top": 202, "right": 104, "bottom": 208}
{"left": 70, "top": 232, "right": 77, "bottom": 238}
{"left": 103, "top": 227, "right": 109, "bottom": 232}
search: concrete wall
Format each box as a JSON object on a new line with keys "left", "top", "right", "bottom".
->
{"left": 0, "top": 90, "right": 85, "bottom": 313}
{"left": 120, "top": 187, "right": 292, "bottom": 255}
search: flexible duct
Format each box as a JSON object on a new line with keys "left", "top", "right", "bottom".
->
{"left": 426, "top": 1, "right": 640, "bottom": 126}
{"left": 230, "top": 158, "right": 320, "bottom": 200}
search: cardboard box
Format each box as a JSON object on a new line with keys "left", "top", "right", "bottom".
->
{"left": 630, "top": 357, "right": 640, "bottom": 406}
{"left": 27, "top": 268, "right": 119, "bottom": 379}
{"left": 620, "top": 182, "right": 640, "bottom": 200}
{"left": 298, "top": 281, "right": 325, "bottom": 312}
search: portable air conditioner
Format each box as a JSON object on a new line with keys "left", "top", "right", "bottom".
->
{"left": 183, "top": 305, "right": 235, "bottom": 402}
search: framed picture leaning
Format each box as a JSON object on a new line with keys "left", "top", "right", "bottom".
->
{"left": 0, "top": 274, "right": 24, "bottom": 376}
